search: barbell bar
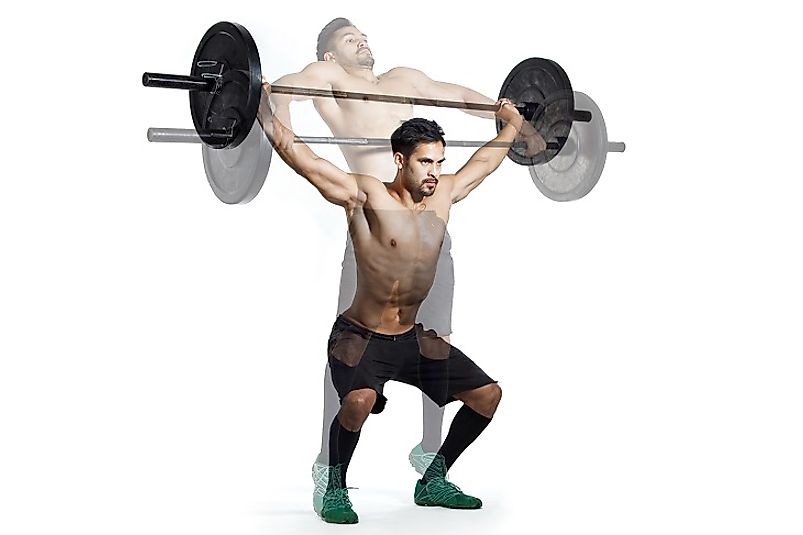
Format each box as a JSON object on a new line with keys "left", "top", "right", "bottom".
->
{"left": 145, "top": 127, "right": 567, "bottom": 150}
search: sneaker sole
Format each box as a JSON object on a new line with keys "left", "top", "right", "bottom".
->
{"left": 414, "top": 500, "right": 482, "bottom": 509}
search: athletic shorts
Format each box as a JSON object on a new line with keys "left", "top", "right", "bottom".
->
{"left": 327, "top": 315, "right": 496, "bottom": 414}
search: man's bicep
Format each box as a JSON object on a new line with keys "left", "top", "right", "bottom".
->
{"left": 273, "top": 63, "right": 336, "bottom": 91}
{"left": 407, "top": 69, "right": 461, "bottom": 99}
{"left": 271, "top": 64, "right": 337, "bottom": 123}
{"left": 428, "top": 80, "right": 478, "bottom": 101}
{"left": 449, "top": 160, "right": 492, "bottom": 203}
{"left": 410, "top": 70, "right": 492, "bottom": 103}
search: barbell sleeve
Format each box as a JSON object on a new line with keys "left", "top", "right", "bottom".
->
{"left": 608, "top": 142, "right": 626, "bottom": 152}
{"left": 142, "top": 72, "right": 216, "bottom": 91}
{"left": 146, "top": 127, "right": 231, "bottom": 142}
{"left": 147, "top": 128, "right": 206, "bottom": 142}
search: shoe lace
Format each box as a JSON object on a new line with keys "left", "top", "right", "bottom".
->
{"left": 312, "top": 463, "right": 328, "bottom": 477}
{"left": 425, "top": 476, "right": 465, "bottom": 502}
{"left": 312, "top": 464, "right": 329, "bottom": 492}
{"left": 418, "top": 451, "right": 437, "bottom": 464}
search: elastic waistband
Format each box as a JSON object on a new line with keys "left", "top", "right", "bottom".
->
{"left": 335, "top": 315, "right": 417, "bottom": 341}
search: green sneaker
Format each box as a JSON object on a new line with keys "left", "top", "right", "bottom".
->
{"left": 311, "top": 460, "right": 329, "bottom": 514}
{"left": 414, "top": 455, "right": 482, "bottom": 509}
{"left": 408, "top": 443, "right": 437, "bottom": 475}
{"left": 318, "top": 465, "right": 359, "bottom": 524}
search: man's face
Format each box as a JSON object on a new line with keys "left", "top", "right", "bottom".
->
{"left": 398, "top": 142, "right": 445, "bottom": 197}
{"left": 326, "top": 26, "right": 374, "bottom": 68}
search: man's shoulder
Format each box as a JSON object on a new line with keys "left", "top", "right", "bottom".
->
{"left": 277, "top": 61, "right": 347, "bottom": 84}
{"left": 354, "top": 175, "right": 400, "bottom": 200}
{"left": 350, "top": 175, "right": 396, "bottom": 209}
{"left": 304, "top": 60, "right": 344, "bottom": 73}
{"left": 354, "top": 173, "right": 386, "bottom": 190}
{"left": 433, "top": 174, "right": 458, "bottom": 195}
{"left": 382, "top": 66, "right": 430, "bottom": 81}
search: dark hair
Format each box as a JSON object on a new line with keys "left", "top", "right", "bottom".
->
{"left": 390, "top": 118, "right": 446, "bottom": 159}
{"left": 317, "top": 18, "right": 353, "bottom": 61}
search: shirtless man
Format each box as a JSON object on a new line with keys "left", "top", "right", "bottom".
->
{"left": 260, "top": 79, "right": 527, "bottom": 522}
{"left": 269, "top": 18, "right": 543, "bottom": 505}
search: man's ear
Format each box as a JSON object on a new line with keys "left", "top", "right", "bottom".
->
{"left": 323, "top": 51, "right": 336, "bottom": 62}
{"left": 394, "top": 153, "right": 404, "bottom": 170}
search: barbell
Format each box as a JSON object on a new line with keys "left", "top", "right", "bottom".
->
{"left": 143, "top": 21, "right": 625, "bottom": 203}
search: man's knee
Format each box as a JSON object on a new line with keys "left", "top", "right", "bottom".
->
{"left": 339, "top": 388, "right": 377, "bottom": 430}
{"left": 483, "top": 383, "right": 502, "bottom": 413}
{"left": 459, "top": 383, "right": 502, "bottom": 418}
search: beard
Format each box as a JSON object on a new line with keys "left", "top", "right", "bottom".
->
{"left": 357, "top": 51, "right": 375, "bottom": 68}
{"left": 419, "top": 181, "right": 437, "bottom": 196}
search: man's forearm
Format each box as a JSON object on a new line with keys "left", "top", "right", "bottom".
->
{"left": 471, "top": 118, "right": 523, "bottom": 175}
{"left": 423, "top": 79, "right": 497, "bottom": 120}
{"left": 269, "top": 70, "right": 317, "bottom": 129}
{"left": 268, "top": 84, "right": 296, "bottom": 131}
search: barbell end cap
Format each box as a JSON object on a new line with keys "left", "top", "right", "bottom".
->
{"left": 608, "top": 141, "right": 626, "bottom": 153}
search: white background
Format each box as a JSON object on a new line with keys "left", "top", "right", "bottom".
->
{"left": 1, "top": 1, "right": 801, "bottom": 534}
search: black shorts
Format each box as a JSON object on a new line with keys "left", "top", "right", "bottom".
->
{"left": 327, "top": 315, "right": 496, "bottom": 414}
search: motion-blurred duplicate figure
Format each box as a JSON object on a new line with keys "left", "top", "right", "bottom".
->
{"left": 260, "top": 82, "right": 528, "bottom": 522}
{"left": 269, "top": 19, "right": 544, "bottom": 511}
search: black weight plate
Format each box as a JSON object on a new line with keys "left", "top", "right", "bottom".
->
{"left": 528, "top": 92, "right": 607, "bottom": 201}
{"left": 497, "top": 58, "right": 574, "bottom": 166}
{"left": 190, "top": 21, "right": 262, "bottom": 149}
{"left": 203, "top": 119, "right": 272, "bottom": 204}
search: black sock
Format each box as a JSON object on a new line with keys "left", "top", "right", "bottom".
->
{"left": 424, "top": 405, "right": 491, "bottom": 481}
{"left": 328, "top": 416, "right": 361, "bottom": 488}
